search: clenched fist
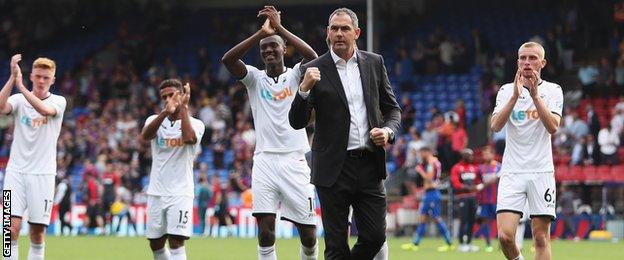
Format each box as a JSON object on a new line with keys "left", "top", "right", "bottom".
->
{"left": 300, "top": 67, "right": 320, "bottom": 92}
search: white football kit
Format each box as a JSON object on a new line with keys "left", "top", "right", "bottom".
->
{"left": 493, "top": 80, "right": 563, "bottom": 218}
{"left": 3, "top": 93, "right": 66, "bottom": 225}
{"left": 240, "top": 63, "right": 316, "bottom": 225}
{"left": 144, "top": 115, "right": 205, "bottom": 238}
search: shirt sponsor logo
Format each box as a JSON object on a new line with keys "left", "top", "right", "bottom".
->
{"left": 511, "top": 109, "right": 540, "bottom": 122}
{"left": 20, "top": 116, "right": 48, "bottom": 128}
{"left": 157, "top": 137, "right": 185, "bottom": 148}
{"left": 261, "top": 87, "right": 292, "bottom": 101}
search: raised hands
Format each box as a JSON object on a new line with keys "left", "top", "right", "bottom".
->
{"left": 258, "top": 5, "right": 281, "bottom": 31}
{"left": 512, "top": 68, "right": 540, "bottom": 99}
{"left": 181, "top": 83, "right": 191, "bottom": 106}
{"left": 259, "top": 19, "right": 277, "bottom": 38}
{"left": 10, "top": 54, "right": 21, "bottom": 77}
{"left": 164, "top": 90, "right": 181, "bottom": 115}
{"left": 524, "top": 70, "right": 540, "bottom": 98}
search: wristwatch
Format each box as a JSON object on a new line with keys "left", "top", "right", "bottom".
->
{"left": 383, "top": 127, "right": 395, "bottom": 141}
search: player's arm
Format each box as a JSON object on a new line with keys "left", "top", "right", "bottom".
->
{"left": 179, "top": 83, "right": 197, "bottom": 144}
{"left": 259, "top": 6, "right": 318, "bottom": 62}
{"left": 13, "top": 65, "right": 58, "bottom": 117}
{"left": 0, "top": 55, "right": 23, "bottom": 115}
{"left": 141, "top": 94, "right": 178, "bottom": 141}
{"left": 0, "top": 75, "right": 15, "bottom": 115}
{"left": 529, "top": 71, "right": 561, "bottom": 134}
{"left": 490, "top": 70, "right": 522, "bottom": 132}
{"left": 417, "top": 163, "right": 434, "bottom": 181}
{"left": 221, "top": 19, "right": 276, "bottom": 79}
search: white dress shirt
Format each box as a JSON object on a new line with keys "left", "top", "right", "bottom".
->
{"left": 299, "top": 48, "right": 370, "bottom": 150}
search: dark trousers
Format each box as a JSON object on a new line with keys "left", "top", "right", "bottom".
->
{"left": 59, "top": 204, "right": 72, "bottom": 234}
{"left": 458, "top": 197, "right": 477, "bottom": 244}
{"left": 316, "top": 150, "right": 387, "bottom": 260}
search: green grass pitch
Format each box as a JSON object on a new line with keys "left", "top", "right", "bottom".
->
{"left": 14, "top": 236, "right": 624, "bottom": 259}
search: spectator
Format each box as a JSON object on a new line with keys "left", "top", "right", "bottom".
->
{"left": 598, "top": 125, "right": 620, "bottom": 165}
{"left": 578, "top": 61, "right": 599, "bottom": 97}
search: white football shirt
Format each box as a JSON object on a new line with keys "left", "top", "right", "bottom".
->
{"left": 7, "top": 93, "right": 66, "bottom": 174}
{"left": 240, "top": 63, "right": 310, "bottom": 154}
{"left": 493, "top": 80, "right": 563, "bottom": 173}
{"left": 145, "top": 115, "right": 205, "bottom": 197}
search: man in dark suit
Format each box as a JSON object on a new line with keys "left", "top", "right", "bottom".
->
{"left": 289, "top": 7, "right": 401, "bottom": 260}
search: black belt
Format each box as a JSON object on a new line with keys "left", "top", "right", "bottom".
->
{"left": 347, "top": 149, "right": 369, "bottom": 158}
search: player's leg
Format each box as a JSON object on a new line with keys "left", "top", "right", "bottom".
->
{"left": 498, "top": 212, "right": 522, "bottom": 259}
{"left": 402, "top": 191, "right": 431, "bottom": 250}
{"left": 430, "top": 190, "right": 452, "bottom": 249}
{"left": 294, "top": 223, "right": 317, "bottom": 260}
{"left": 28, "top": 224, "right": 47, "bottom": 260}
{"left": 252, "top": 153, "right": 285, "bottom": 260}
{"left": 531, "top": 217, "right": 552, "bottom": 260}
{"left": 146, "top": 196, "right": 169, "bottom": 260}
{"left": 164, "top": 196, "right": 193, "bottom": 260}
{"left": 167, "top": 235, "right": 188, "bottom": 260}
{"left": 149, "top": 237, "right": 169, "bottom": 260}
{"left": 528, "top": 173, "right": 556, "bottom": 260}
{"left": 478, "top": 204, "right": 495, "bottom": 252}
{"left": 3, "top": 171, "right": 26, "bottom": 260}
{"left": 496, "top": 173, "right": 527, "bottom": 260}
{"left": 25, "top": 175, "right": 55, "bottom": 260}
{"left": 280, "top": 154, "right": 318, "bottom": 260}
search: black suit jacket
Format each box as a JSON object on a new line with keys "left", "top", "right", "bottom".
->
{"left": 289, "top": 50, "right": 401, "bottom": 187}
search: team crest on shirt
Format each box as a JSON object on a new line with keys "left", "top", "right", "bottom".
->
{"left": 261, "top": 87, "right": 292, "bottom": 101}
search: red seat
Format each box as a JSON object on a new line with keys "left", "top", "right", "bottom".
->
{"left": 583, "top": 166, "right": 599, "bottom": 182}
{"left": 555, "top": 165, "right": 569, "bottom": 182}
{"left": 570, "top": 166, "right": 584, "bottom": 182}
{"left": 596, "top": 166, "right": 611, "bottom": 181}
{"left": 618, "top": 148, "right": 624, "bottom": 161}
{"left": 611, "top": 166, "right": 624, "bottom": 182}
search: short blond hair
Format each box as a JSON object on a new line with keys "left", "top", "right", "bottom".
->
{"left": 518, "top": 42, "right": 545, "bottom": 59}
{"left": 32, "top": 57, "right": 56, "bottom": 74}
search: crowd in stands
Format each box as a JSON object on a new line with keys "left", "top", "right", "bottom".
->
{"left": 0, "top": 0, "right": 622, "bottom": 235}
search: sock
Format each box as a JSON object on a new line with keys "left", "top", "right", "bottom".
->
{"left": 170, "top": 246, "right": 186, "bottom": 260}
{"left": 300, "top": 241, "right": 318, "bottom": 260}
{"left": 6, "top": 240, "right": 18, "bottom": 260}
{"left": 512, "top": 254, "right": 525, "bottom": 260}
{"left": 152, "top": 248, "right": 170, "bottom": 260}
{"left": 482, "top": 224, "right": 491, "bottom": 246}
{"left": 28, "top": 242, "right": 45, "bottom": 260}
{"left": 373, "top": 241, "right": 388, "bottom": 260}
{"left": 258, "top": 245, "right": 277, "bottom": 260}
{"left": 412, "top": 223, "right": 426, "bottom": 245}
{"left": 436, "top": 221, "right": 452, "bottom": 245}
